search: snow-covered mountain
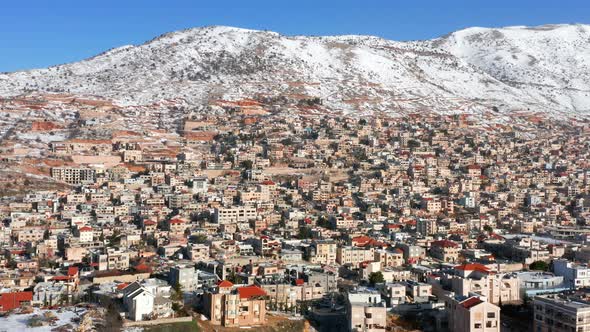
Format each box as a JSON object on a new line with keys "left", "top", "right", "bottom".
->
{"left": 0, "top": 24, "right": 589, "bottom": 116}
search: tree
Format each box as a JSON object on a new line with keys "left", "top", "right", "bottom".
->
{"left": 529, "top": 261, "right": 549, "bottom": 271}
{"left": 298, "top": 227, "right": 313, "bottom": 239}
{"left": 483, "top": 225, "right": 493, "bottom": 233}
{"left": 407, "top": 139, "right": 421, "bottom": 149}
{"left": 368, "top": 272, "right": 384, "bottom": 286}
{"left": 191, "top": 234, "right": 208, "bottom": 244}
{"left": 240, "top": 160, "right": 254, "bottom": 170}
{"left": 171, "top": 283, "right": 184, "bottom": 303}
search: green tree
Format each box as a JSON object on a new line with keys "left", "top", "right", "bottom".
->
{"left": 407, "top": 139, "right": 421, "bottom": 148}
{"left": 483, "top": 225, "right": 493, "bottom": 233}
{"left": 171, "top": 283, "right": 184, "bottom": 303}
{"left": 529, "top": 261, "right": 549, "bottom": 271}
{"left": 240, "top": 160, "right": 253, "bottom": 170}
{"left": 368, "top": 272, "right": 385, "bottom": 286}
{"left": 298, "top": 227, "right": 313, "bottom": 239}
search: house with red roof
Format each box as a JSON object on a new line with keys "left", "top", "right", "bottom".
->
{"left": 204, "top": 284, "right": 267, "bottom": 327}
{"left": 0, "top": 291, "right": 33, "bottom": 312}
{"left": 446, "top": 295, "right": 500, "bottom": 332}
{"left": 167, "top": 218, "right": 187, "bottom": 234}
{"left": 428, "top": 262, "right": 520, "bottom": 306}
{"left": 429, "top": 240, "right": 460, "bottom": 263}
{"left": 78, "top": 226, "right": 93, "bottom": 243}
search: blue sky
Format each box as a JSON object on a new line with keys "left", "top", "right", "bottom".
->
{"left": 1, "top": 0, "right": 588, "bottom": 72}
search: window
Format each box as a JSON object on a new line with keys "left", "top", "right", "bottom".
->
{"left": 474, "top": 323, "right": 482, "bottom": 328}
{"left": 487, "top": 312, "right": 495, "bottom": 318}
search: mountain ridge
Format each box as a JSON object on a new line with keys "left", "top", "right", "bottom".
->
{"left": 1, "top": 24, "right": 589, "bottom": 117}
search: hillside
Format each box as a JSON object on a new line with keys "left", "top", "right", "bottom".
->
{"left": 0, "top": 24, "right": 589, "bottom": 117}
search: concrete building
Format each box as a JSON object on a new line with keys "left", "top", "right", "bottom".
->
{"left": 533, "top": 294, "right": 590, "bottom": 332}
{"left": 347, "top": 288, "right": 387, "bottom": 332}
{"left": 430, "top": 240, "right": 460, "bottom": 263}
{"left": 122, "top": 282, "right": 155, "bottom": 321}
{"left": 337, "top": 246, "right": 375, "bottom": 266}
{"left": 214, "top": 206, "right": 257, "bottom": 224}
{"left": 553, "top": 259, "right": 590, "bottom": 289}
{"left": 417, "top": 218, "right": 437, "bottom": 236}
{"left": 169, "top": 265, "right": 197, "bottom": 291}
{"left": 204, "top": 283, "right": 267, "bottom": 327}
{"left": 309, "top": 240, "right": 337, "bottom": 265}
{"left": 51, "top": 167, "right": 96, "bottom": 185}
{"left": 92, "top": 247, "right": 130, "bottom": 271}
{"left": 446, "top": 295, "right": 500, "bottom": 332}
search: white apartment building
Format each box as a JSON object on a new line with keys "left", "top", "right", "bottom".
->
{"left": 214, "top": 206, "right": 257, "bottom": 224}
{"left": 534, "top": 294, "right": 590, "bottom": 332}
{"left": 553, "top": 259, "right": 590, "bottom": 288}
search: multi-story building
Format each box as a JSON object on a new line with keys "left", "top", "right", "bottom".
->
{"left": 169, "top": 265, "right": 197, "bottom": 291}
{"left": 417, "top": 218, "right": 437, "bottom": 236}
{"left": 204, "top": 282, "right": 267, "bottom": 327}
{"left": 533, "top": 294, "right": 590, "bottom": 332}
{"left": 446, "top": 295, "right": 500, "bottom": 332}
{"left": 347, "top": 288, "right": 387, "bottom": 332}
{"left": 51, "top": 167, "right": 96, "bottom": 185}
{"left": 553, "top": 259, "right": 590, "bottom": 289}
{"left": 430, "top": 240, "right": 460, "bottom": 263}
{"left": 309, "top": 240, "right": 337, "bottom": 265}
{"left": 92, "top": 248, "right": 130, "bottom": 271}
{"left": 186, "top": 244, "right": 210, "bottom": 262}
{"left": 337, "top": 246, "right": 375, "bottom": 266}
{"left": 214, "top": 206, "right": 257, "bottom": 224}
{"left": 373, "top": 249, "right": 404, "bottom": 268}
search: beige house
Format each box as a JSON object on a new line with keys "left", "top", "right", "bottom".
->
{"left": 447, "top": 295, "right": 500, "bottom": 332}
{"left": 430, "top": 240, "right": 460, "bottom": 263}
{"left": 205, "top": 282, "right": 267, "bottom": 327}
{"left": 374, "top": 249, "right": 404, "bottom": 268}
{"left": 310, "top": 240, "right": 337, "bottom": 265}
{"left": 337, "top": 246, "right": 375, "bottom": 266}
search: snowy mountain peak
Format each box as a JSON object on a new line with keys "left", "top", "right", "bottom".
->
{"left": 1, "top": 24, "right": 589, "bottom": 117}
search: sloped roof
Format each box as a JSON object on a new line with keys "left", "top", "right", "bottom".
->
{"left": 461, "top": 297, "right": 483, "bottom": 309}
{"left": 218, "top": 280, "right": 234, "bottom": 288}
{"left": 454, "top": 263, "right": 490, "bottom": 273}
{"left": 431, "top": 240, "right": 458, "bottom": 248}
{"left": 237, "top": 285, "right": 267, "bottom": 299}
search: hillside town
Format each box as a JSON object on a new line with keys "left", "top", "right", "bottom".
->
{"left": 1, "top": 94, "right": 590, "bottom": 332}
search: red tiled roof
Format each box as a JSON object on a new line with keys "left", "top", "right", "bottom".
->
{"left": 461, "top": 297, "right": 483, "bottom": 309}
{"left": 295, "top": 279, "right": 304, "bottom": 286}
{"left": 218, "top": 280, "right": 234, "bottom": 288}
{"left": 67, "top": 266, "right": 79, "bottom": 276}
{"left": 79, "top": 226, "right": 92, "bottom": 232}
{"left": 237, "top": 285, "right": 267, "bottom": 299}
{"left": 0, "top": 292, "right": 33, "bottom": 312}
{"left": 454, "top": 263, "right": 490, "bottom": 272}
{"left": 134, "top": 264, "right": 152, "bottom": 272}
{"left": 117, "top": 283, "right": 130, "bottom": 290}
{"left": 431, "top": 240, "right": 458, "bottom": 248}
{"left": 351, "top": 235, "right": 371, "bottom": 245}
